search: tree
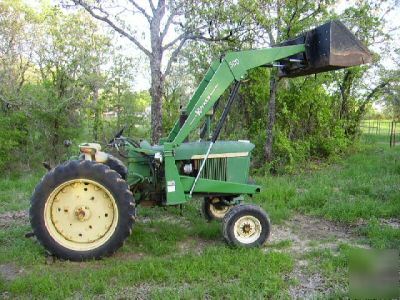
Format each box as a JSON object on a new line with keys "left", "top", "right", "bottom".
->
{"left": 69, "top": 0, "right": 243, "bottom": 143}
{"left": 328, "top": 0, "right": 397, "bottom": 135}
{"left": 32, "top": 7, "right": 116, "bottom": 161}
{"left": 241, "top": 0, "right": 333, "bottom": 162}
{"left": 0, "top": 0, "right": 38, "bottom": 170}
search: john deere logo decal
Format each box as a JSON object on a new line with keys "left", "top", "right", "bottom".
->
{"left": 195, "top": 84, "right": 218, "bottom": 117}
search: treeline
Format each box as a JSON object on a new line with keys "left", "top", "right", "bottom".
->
{"left": 0, "top": 1, "right": 150, "bottom": 171}
{"left": 1, "top": 0, "right": 399, "bottom": 174}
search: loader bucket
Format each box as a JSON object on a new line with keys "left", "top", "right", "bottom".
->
{"left": 278, "top": 20, "right": 372, "bottom": 77}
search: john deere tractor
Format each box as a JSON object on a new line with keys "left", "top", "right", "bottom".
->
{"left": 29, "top": 20, "right": 371, "bottom": 260}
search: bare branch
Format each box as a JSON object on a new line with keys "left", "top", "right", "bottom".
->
{"left": 163, "top": 27, "right": 233, "bottom": 51}
{"left": 128, "top": 0, "right": 151, "bottom": 21}
{"left": 163, "top": 28, "right": 233, "bottom": 76}
{"left": 285, "top": 0, "right": 300, "bottom": 37}
{"left": 148, "top": 0, "right": 156, "bottom": 12}
{"left": 161, "top": 8, "right": 178, "bottom": 41}
{"left": 162, "top": 24, "right": 209, "bottom": 50}
{"left": 164, "top": 38, "right": 187, "bottom": 77}
{"left": 162, "top": 32, "right": 186, "bottom": 50}
{"left": 357, "top": 80, "right": 392, "bottom": 117}
{"left": 297, "top": 3, "right": 321, "bottom": 24}
{"left": 72, "top": 0, "right": 151, "bottom": 57}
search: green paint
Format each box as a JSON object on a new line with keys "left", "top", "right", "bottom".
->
{"left": 180, "top": 176, "right": 260, "bottom": 195}
{"left": 122, "top": 45, "right": 306, "bottom": 205}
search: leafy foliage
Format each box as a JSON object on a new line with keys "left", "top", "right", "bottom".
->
{"left": 0, "top": 1, "right": 149, "bottom": 172}
{"left": 0, "top": 0, "right": 399, "bottom": 174}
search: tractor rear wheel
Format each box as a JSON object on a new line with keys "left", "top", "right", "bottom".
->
{"left": 30, "top": 160, "right": 134, "bottom": 261}
{"left": 104, "top": 155, "right": 127, "bottom": 180}
{"left": 202, "top": 197, "right": 232, "bottom": 221}
{"left": 222, "top": 204, "right": 270, "bottom": 247}
{"left": 79, "top": 154, "right": 127, "bottom": 180}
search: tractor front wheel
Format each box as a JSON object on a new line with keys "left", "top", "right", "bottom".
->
{"left": 202, "top": 197, "right": 232, "bottom": 221}
{"left": 30, "top": 160, "right": 135, "bottom": 261}
{"left": 222, "top": 204, "right": 270, "bottom": 247}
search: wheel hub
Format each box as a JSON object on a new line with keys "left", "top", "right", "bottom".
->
{"left": 241, "top": 223, "right": 253, "bottom": 235}
{"left": 44, "top": 179, "right": 119, "bottom": 251}
{"left": 233, "top": 216, "right": 262, "bottom": 244}
{"left": 75, "top": 206, "right": 91, "bottom": 221}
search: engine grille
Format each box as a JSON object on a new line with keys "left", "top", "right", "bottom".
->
{"left": 193, "top": 157, "right": 227, "bottom": 181}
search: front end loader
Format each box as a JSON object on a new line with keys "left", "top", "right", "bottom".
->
{"left": 29, "top": 20, "right": 371, "bottom": 260}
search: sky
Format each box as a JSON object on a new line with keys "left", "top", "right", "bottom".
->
{"left": 28, "top": 0, "right": 400, "bottom": 98}
{"left": 97, "top": 0, "right": 400, "bottom": 93}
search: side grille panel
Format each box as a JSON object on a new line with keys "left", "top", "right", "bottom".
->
{"left": 193, "top": 158, "right": 227, "bottom": 181}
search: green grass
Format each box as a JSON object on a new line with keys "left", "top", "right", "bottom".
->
{"left": 0, "top": 133, "right": 399, "bottom": 298}
{"left": 360, "top": 120, "right": 393, "bottom": 134}
{"left": 254, "top": 134, "right": 400, "bottom": 225}
{"left": 0, "top": 171, "right": 44, "bottom": 213}
{"left": 360, "top": 218, "right": 400, "bottom": 249}
{"left": 6, "top": 248, "right": 293, "bottom": 299}
{"left": 301, "top": 243, "right": 353, "bottom": 298}
{"left": 0, "top": 204, "right": 294, "bottom": 299}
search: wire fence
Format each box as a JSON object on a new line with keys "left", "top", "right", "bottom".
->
{"left": 359, "top": 120, "right": 399, "bottom": 147}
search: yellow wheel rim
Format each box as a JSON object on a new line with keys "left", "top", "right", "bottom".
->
{"left": 209, "top": 200, "right": 230, "bottom": 219}
{"left": 233, "top": 216, "right": 262, "bottom": 244}
{"left": 44, "top": 179, "right": 119, "bottom": 251}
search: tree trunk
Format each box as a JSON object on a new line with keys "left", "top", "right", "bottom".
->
{"left": 52, "top": 118, "right": 59, "bottom": 164}
{"left": 149, "top": 1, "right": 165, "bottom": 144}
{"left": 149, "top": 57, "right": 164, "bottom": 144}
{"left": 93, "top": 84, "right": 100, "bottom": 141}
{"left": 339, "top": 70, "right": 354, "bottom": 121}
{"left": 264, "top": 73, "right": 279, "bottom": 162}
{"left": 264, "top": 0, "right": 281, "bottom": 164}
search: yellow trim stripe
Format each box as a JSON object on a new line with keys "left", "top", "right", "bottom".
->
{"left": 191, "top": 152, "right": 249, "bottom": 159}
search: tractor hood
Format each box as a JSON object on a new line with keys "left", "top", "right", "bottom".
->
{"left": 138, "top": 140, "right": 255, "bottom": 161}
{"left": 277, "top": 20, "right": 372, "bottom": 77}
{"left": 174, "top": 140, "right": 254, "bottom": 160}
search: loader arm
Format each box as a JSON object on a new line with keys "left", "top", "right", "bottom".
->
{"left": 169, "top": 44, "right": 305, "bottom": 146}
{"left": 166, "top": 60, "right": 220, "bottom": 143}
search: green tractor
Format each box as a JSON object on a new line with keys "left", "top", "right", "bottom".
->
{"left": 29, "top": 20, "right": 371, "bottom": 260}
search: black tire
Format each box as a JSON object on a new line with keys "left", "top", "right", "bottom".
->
{"left": 222, "top": 204, "right": 270, "bottom": 247}
{"left": 202, "top": 197, "right": 232, "bottom": 222}
{"left": 30, "top": 160, "right": 135, "bottom": 261}
{"left": 78, "top": 154, "right": 127, "bottom": 180}
{"left": 105, "top": 154, "right": 128, "bottom": 180}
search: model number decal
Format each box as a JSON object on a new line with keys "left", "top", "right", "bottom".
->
{"left": 167, "top": 180, "right": 176, "bottom": 193}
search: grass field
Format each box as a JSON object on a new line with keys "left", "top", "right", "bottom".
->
{"left": 359, "top": 120, "right": 399, "bottom": 146}
{"left": 0, "top": 133, "right": 399, "bottom": 299}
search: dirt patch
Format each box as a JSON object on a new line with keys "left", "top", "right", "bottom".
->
{"left": 112, "top": 251, "right": 146, "bottom": 261}
{"left": 0, "top": 210, "right": 28, "bottom": 228}
{"left": 268, "top": 214, "right": 366, "bottom": 253}
{"left": 113, "top": 282, "right": 197, "bottom": 299}
{"left": 177, "top": 237, "right": 220, "bottom": 255}
{"left": 267, "top": 214, "right": 367, "bottom": 299}
{"left": 379, "top": 218, "right": 400, "bottom": 229}
{"left": 139, "top": 215, "right": 192, "bottom": 227}
{"left": 119, "top": 283, "right": 153, "bottom": 299}
{"left": 0, "top": 263, "right": 25, "bottom": 281}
